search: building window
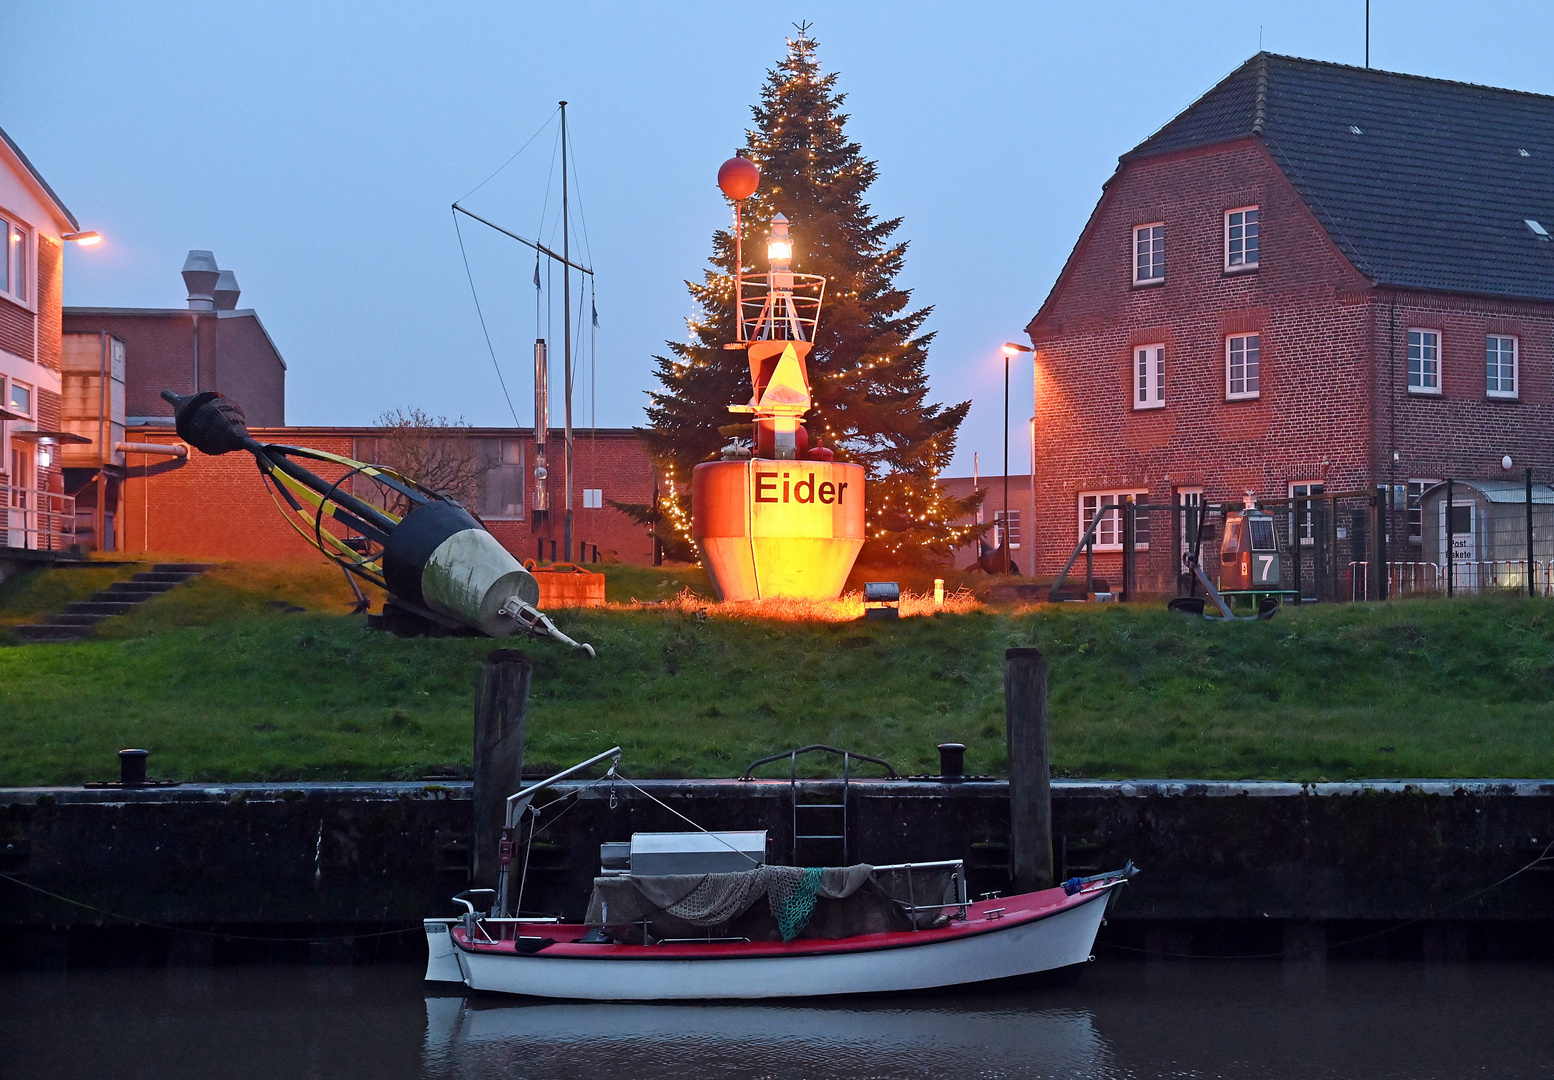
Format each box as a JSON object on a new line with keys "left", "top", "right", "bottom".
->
{"left": 1079, "top": 491, "right": 1150, "bottom": 552}
{"left": 582, "top": 488, "right": 603, "bottom": 509}
{"left": 1134, "top": 344, "right": 1165, "bottom": 409}
{"left": 1226, "top": 334, "right": 1260, "bottom": 399}
{"left": 1175, "top": 486, "right": 1205, "bottom": 561}
{"left": 0, "top": 216, "right": 30, "bottom": 305}
{"left": 1407, "top": 329, "right": 1441, "bottom": 394}
{"left": 8, "top": 380, "right": 31, "bottom": 417}
{"left": 1486, "top": 336, "right": 1518, "bottom": 398}
{"left": 1225, "top": 207, "right": 1260, "bottom": 270}
{"left": 993, "top": 508, "right": 1020, "bottom": 550}
{"left": 478, "top": 439, "right": 526, "bottom": 520}
{"left": 1133, "top": 224, "right": 1164, "bottom": 285}
{"left": 1407, "top": 479, "right": 1440, "bottom": 544}
{"left": 1290, "top": 482, "right": 1325, "bottom": 544}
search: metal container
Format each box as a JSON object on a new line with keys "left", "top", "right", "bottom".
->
{"left": 629, "top": 831, "right": 768, "bottom": 876}
{"left": 1219, "top": 505, "right": 1282, "bottom": 590}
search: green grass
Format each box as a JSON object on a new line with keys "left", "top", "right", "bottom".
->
{"left": 2, "top": 559, "right": 1553, "bottom": 785}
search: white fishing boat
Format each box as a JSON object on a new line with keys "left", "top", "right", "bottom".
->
{"left": 425, "top": 748, "right": 1134, "bottom": 1001}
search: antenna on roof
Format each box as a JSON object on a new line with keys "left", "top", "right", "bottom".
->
{"left": 1365, "top": 0, "right": 1371, "bottom": 68}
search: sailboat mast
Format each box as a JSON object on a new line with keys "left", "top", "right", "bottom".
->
{"left": 561, "top": 100, "right": 574, "bottom": 564}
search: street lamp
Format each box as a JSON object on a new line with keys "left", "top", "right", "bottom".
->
{"left": 1001, "top": 342, "right": 1034, "bottom": 575}
{"left": 63, "top": 231, "right": 102, "bottom": 246}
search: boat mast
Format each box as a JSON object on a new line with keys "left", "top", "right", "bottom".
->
{"left": 561, "top": 100, "right": 574, "bottom": 564}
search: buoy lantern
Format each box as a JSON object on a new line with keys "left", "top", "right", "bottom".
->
{"left": 718, "top": 156, "right": 760, "bottom": 201}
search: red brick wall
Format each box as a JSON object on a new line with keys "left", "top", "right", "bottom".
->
{"left": 0, "top": 297, "right": 31, "bottom": 361}
{"left": 213, "top": 313, "right": 285, "bottom": 426}
{"left": 118, "top": 427, "right": 659, "bottom": 565}
{"left": 60, "top": 309, "right": 287, "bottom": 425}
{"left": 1028, "top": 139, "right": 1375, "bottom": 577}
{"left": 1371, "top": 291, "right": 1554, "bottom": 488}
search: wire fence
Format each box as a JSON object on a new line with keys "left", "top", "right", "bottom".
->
{"left": 1041, "top": 472, "right": 1554, "bottom": 604}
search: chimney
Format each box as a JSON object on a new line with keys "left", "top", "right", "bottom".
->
{"left": 213, "top": 269, "right": 241, "bottom": 311}
{"left": 182, "top": 250, "right": 220, "bottom": 311}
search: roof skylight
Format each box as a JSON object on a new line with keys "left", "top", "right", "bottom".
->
{"left": 1527, "top": 219, "right": 1551, "bottom": 240}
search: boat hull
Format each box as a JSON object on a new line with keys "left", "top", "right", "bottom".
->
{"left": 428, "top": 883, "right": 1117, "bottom": 1001}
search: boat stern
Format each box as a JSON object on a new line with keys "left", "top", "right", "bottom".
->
{"left": 424, "top": 919, "right": 466, "bottom": 983}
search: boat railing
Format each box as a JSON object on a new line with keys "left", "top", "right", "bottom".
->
{"left": 872, "top": 859, "right": 970, "bottom": 924}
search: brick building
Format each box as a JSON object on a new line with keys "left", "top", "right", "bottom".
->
{"left": 61, "top": 250, "right": 659, "bottom": 566}
{"left": 117, "top": 425, "right": 658, "bottom": 566}
{"left": 1021, "top": 54, "right": 1554, "bottom": 589}
{"left": 0, "top": 124, "right": 96, "bottom": 559}
{"left": 65, "top": 250, "right": 286, "bottom": 427}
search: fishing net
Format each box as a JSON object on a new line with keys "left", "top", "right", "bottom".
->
{"left": 587, "top": 864, "right": 875, "bottom": 942}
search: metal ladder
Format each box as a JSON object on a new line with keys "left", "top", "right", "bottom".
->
{"left": 792, "top": 750, "right": 849, "bottom": 866}
{"left": 739, "top": 745, "right": 900, "bottom": 866}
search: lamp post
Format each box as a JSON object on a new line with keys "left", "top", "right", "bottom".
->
{"left": 1002, "top": 342, "right": 1034, "bottom": 575}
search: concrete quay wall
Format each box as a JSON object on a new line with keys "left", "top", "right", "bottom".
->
{"left": 1, "top": 779, "right": 1551, "bottom": 964}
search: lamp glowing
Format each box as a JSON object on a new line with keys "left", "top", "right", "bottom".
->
{"left": 63, "top": 231, "right": 102, "bottom": 246}
{"left": 767, "top": 214, "right": 794, "bottom": 267}
{"left": 1002, "top": 342, "right": 1033, "bottom": 356}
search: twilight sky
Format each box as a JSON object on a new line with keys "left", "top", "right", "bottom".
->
{"left": 10, "top": 1, "right": 1552, "bottom": 476}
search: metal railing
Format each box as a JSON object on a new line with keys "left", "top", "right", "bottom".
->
{"left": 1, "top": 484, "right": 77, "bottom": 551}
{"left": 1348, "top": 560, "right": 1554, "bottom": 599}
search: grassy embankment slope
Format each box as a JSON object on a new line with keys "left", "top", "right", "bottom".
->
{"left": 1, "top": 559, "right": 1552, "bottom": 785}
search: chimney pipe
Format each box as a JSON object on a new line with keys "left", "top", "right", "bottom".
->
{"left": 182, "top": 250, "right": 220, "bottom": 311}
{"left": 213, "top": 269, "right": 241, "bottom": 311}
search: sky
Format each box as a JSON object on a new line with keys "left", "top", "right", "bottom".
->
{"left": 10, "top": 1, "right": 1554, "bottom": 477}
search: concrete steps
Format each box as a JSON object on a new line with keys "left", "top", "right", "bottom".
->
{"left": 11, "top": 563, "right": 215, "bottom": 643}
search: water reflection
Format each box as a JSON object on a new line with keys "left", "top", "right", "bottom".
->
{"left": 3, "top": 961, "right": 1554, "bottom": 1079}
{"left": 423, "top": 996, "right": 1109, "bottom": 1079}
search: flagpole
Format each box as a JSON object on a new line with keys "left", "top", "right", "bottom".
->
{"left": 561, "top": 100, "right": 574, "bottom": 564}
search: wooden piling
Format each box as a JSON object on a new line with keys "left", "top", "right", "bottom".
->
{"left": 472, "top": 649, "right": 531, "bottom": 889}
{"left": 1004, "top": 647, "right": 1054, "bottom": 892}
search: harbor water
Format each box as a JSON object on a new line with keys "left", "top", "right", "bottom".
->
{"left": 3, "top": 960, "right": 1552, "bottom": 1079}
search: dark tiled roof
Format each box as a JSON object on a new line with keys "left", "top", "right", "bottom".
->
{"left": 1122, "top": 54, "right": 1554, "bottom": 302}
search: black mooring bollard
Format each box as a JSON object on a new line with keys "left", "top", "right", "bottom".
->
{"left": 1004, "top": 648, "right": 1054, "bottom": 892}
{"left": 119, "top": 748, "right": 149, "bottom": 788}
{"left": 937, "top": 742, "right": 966, "bottom": 782}
{"left": 473, "top": 650, "right": 531, "bottom": 889}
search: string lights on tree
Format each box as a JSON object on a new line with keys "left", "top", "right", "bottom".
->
{"left": 634, "top": 25, "right": 980, "bottom": 563}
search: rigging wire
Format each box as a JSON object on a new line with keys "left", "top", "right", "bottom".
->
{"left": 457, "top": 108, "right": 559, "bottom": 205}
{"left": 452, "top": 208, "right": 522, "bottom": 426}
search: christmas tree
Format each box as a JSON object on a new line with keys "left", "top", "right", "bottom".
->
{"left": 637, "top": 26, "right": 981, "bottom": 562}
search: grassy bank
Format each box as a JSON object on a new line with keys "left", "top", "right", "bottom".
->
{"left": 1, "top": 560, "right": 1553, "bottom": 784}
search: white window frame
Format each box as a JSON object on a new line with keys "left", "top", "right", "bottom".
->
{"left": 1224, "top": 206, "right": 1260, "bottom": 271}
{"left": 0, "top": 213, "right": 32, "bottom": 308}
{"left": 8, "top": 378, "right": 33, "bottom": 418}
{"left": 583, "top": 488, "right": 603, "bottom": 509}
{"left": 1407, "top": 329, "right": 1441, "bottom": 395}
{"left": 993, "top": 508, "right": 1021, "bottom": 550}
{"left": 1289, "top": 481, "right": 1326, "bottom": 545}
{"left": 1134, "top": 344, "right": 1165, "bottom": 409}
{"left": 1133, "top": 223, "right": 1165, "bottom": 285}
{"left": 1407, "top": 479, "right": 1440, "bottom": 545}
{"left": 1079, "top": 490, "right": 1150, "bottom": 552}
{"left": 1486, "top": 335, "right": 1518, "bottom": 399}
{"left": 1225, "top": 333, "right": 1261, "bottom": 400}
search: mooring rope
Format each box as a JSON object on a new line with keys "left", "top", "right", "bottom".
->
{"left": 0, "top": 871, "right": 419, "bottom": 944}
{"left": 1097, "top": 838, "right": 1554, "bottom": 960}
